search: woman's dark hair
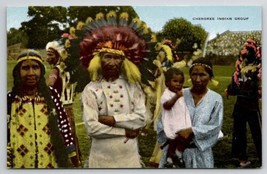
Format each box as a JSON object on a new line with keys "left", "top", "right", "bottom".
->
{"left": 189, "top": 57, "right": 214, "bottom": 78}
{"left": 11, "top": 51, "right": 55, "bottom": 113}
{"left": 10, "top": 50, "right": 70, "bottom": 167}
{"left": 164, "top": 67, "right": 184, "bottom": 84}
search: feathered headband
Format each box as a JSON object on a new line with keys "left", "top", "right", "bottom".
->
{"left": 64, "top": 10, "right": 158, "bottom": 91}
{"left": 46, "top": 37, "right": 70, "bottom": 62}
{"left": 78, "top": 11, "right": 154, "bottom": 67}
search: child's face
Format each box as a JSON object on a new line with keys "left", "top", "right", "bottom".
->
{"left": 167, "top": 74, "right": 184, "bottom": 93}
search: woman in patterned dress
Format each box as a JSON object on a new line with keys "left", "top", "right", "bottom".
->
{"left": 7, "top": 50, "right": 80, "bottom": 168}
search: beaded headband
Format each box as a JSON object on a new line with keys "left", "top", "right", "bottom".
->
{"left": 17, "top": 56, "right": 43, "bottom": 64}
{"left": 190, "top": 63, "right": 212, "bottom": 70}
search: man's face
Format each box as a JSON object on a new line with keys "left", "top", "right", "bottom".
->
{"left": 20, "top": 60, "right": 41, "bottom": 88}
{"left": 101, "top": 52, "right": 124, "bottom": 81}
{"left": 46, "top": 48, "right": 59, "bottom": 65}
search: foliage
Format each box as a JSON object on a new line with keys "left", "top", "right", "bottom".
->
{"left": 7, "top": 28, "right": 28, "bottom": 47}
{"left": 162, "top": 18, "right": 208, "bottom": 52}
{"left": 20, "top": 6, "right": 67, "bottom": 49}
{"left": 17, "top": 6, "right": 138, "bottom": 49}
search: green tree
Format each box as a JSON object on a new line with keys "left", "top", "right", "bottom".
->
{"left": 20, "top": 6, "right": 68, "bottom": 49}
{"left": 162, "top": 18, "right": 208, "bottom": 52}
{"left": 7, "top": 28, "right": 28, "bottom": 47}
{"left": 18, "top": 6, "right": 138, "bottom": 49}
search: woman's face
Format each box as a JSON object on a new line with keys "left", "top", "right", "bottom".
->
{"left": 19, "top": 60, "right": 41, "bottom": 88}
{"left": 190, "top": 65, "right": 211, "bottom": 91}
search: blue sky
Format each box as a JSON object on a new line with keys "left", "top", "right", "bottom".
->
{"left": 134, "top": 6, "right": 262, "bottom": 39}
{"left": 7, "top": 7, "right": 30, "bottom": 29}
{"left": 7, "top": 6, "right": 262, "bottom": 40}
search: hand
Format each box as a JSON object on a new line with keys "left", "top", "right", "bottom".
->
{"left": 176, "top": 90, "right": 183, "bottom": 98}
{"left": 125, "top": 128, "right": 140, "bottom": 139}
{"left": 124, "top": 129, "right": 140, "bottom": 143}
{"left": 176, "top": 128, "right": 193, "bottom": 140}
{"left": 70, "top": 155, "right": 81, "bottom": 167}
{"left": 98, "top": 115, "right": 115, "bottom": 126}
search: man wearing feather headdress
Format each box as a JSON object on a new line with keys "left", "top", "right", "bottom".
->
{"left": 45, "top": 39, "right": 82, "bottom": 166}
{"left": 66, "top": 11, "right": 157, "bottom": 168}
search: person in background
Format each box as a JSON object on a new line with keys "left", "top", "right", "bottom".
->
{"left": 226, "top": 39, "right": 262, "bottom": 167}
{"left": 45, "top": 40, "right": 82, "bottom": 166}
{"left": 160, "top": 67, "right": 192, "bottom": 168}
{"left": 7, "top": 50, "right": 80, "bottom": 168}
{"left": 180, "top": 57, "right": 223, "bottom": 168}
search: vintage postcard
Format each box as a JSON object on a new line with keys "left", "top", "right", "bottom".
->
{"left": 7, "top": 6, "right": 262, "bottom": 169}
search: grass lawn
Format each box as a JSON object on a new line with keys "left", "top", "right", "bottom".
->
{"left": 7, "top": 60, "right": 261, "bottom": 169}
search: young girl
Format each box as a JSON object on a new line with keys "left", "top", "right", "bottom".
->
{"left": 161, "top": 67, "right": 192, "bottom": 168}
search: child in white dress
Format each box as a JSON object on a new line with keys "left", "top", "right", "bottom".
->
{"left": 161, "top": 67, "right": 192, "bottom": 168}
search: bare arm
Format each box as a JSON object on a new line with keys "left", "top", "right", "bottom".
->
{"left": 163, "top": 90, "right": 183, "bottom": 110}
{"left": 47, "top": 68, "right": 59, "bottom": 86}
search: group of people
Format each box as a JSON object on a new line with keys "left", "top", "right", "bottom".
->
{"left": 7, "top": 10, "right": 261, "bottom": 169}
